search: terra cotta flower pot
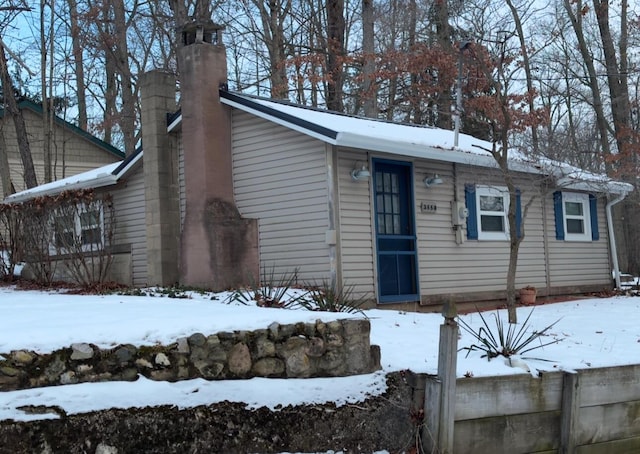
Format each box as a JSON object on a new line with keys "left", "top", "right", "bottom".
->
{"left": 519, "top": 287, "right": 537, "bottom": 305}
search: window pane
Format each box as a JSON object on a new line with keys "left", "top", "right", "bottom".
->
{"left": 480, "top": 195, "right": 504, "bottom": 212}
{"left": 392, "top": 214, "right": 400, "bottom": 234}
{"left": 392, "top": 195, "right": 399, "bottom": 214}
{"left": 566, "top": 219, "right": 584, "bottom": 234}
{"left": 375, "top": 172, "right": 383, "bottom": 192}
{"left": 391, "top": 173, "right": 398, "bottom": 193}
{"left": 82, "top": 228, "right": 102, "bottom": 245}
{"left": 565, "top": 201, "right": 583, "bottom": 216}
{"left": 376, "top": 195, "right": 384, "bottom": 213}
{"left": 80, "top": 210, "right": 99, "bottom": 228}
{"left": 384, "top": 173, "right": 391, "bottom": 192}
{"left": 481, "top": 215, "right": 504, "bottom": 232}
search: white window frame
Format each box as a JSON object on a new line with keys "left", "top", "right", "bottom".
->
{"left": 51, "top": 203, "right": 105, "bottom": 254}
{"left": 562, "top": 192, "right": 591, "bottom": 242}
{"left": 476, "top": 185, "right": 510, "bottom": 241}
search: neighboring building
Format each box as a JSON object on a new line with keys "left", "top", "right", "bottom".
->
{"left": 4, "top": 24, "right": 633, "bottom": 308}
{"left": 0, "top": 99, "right": 124, "bottom": 194}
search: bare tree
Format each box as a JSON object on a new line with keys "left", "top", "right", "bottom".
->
{"left": 0, "top": 42, "right": 37, "bottom": 189}
{"left": 361, "top": 0, "right": 376, "bottom": 116}
{"left": 326, "top": 0, "right": 345, "bottom": 111}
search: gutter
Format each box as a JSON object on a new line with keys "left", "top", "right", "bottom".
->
{"left": 606, "top": 192, "right": 629, "bottom": 289}
{"left": 4, "top": 173, "right": 118, "bottom": 203}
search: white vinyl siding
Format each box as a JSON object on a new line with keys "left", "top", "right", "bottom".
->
{"left": 111, "top": 167, "right": 147, "bottom": 287}
{"left": 337, "top": 149, "right": 375, "bottom": 297}
{"left": 547, "top": 193, "right": 610, "bottom": 287}
{"left": 415, "top": 164, "right": 546, "bottom": 297}
{"left": 231, "top": 110, "right": 331, "bottom": 283}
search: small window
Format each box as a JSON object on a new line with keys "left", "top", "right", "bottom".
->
{"left": 51, "top": 204, "right": 104, "bottom": 253}
{"left": 54, "top": 214, "right": 76, "bottom": 249}
{"left": 558, "top": 192, "right": 592, "bottom": 241}
{"left": 80, "top": 209, "right": 102, "bottom": 246}
{"left": 476, "top": 186, "right": 509, "bottom": 240}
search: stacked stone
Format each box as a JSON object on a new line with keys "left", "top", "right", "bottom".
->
{"left": 0, "top": 319, "right": 381, "bottom": 391}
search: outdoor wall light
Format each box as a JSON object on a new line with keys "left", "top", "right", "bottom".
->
{"left": 351, "top": 163, "right": 371, "bottom": 181}
{"left": 424, "top": 174, "right": 443, "bottom": 188}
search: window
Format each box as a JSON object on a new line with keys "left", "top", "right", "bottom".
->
{"left": 554, "top": 192, "right": 599, "bottom": 242}
{"left": 465, "top": 185, "right": 521, "bottom": 241}
{"left": 52, "top": 205, "right": 104, "bottom": 253}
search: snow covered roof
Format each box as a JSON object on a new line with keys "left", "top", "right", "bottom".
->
{"left": 220, "top": 92, "right": 633, "bottom": 195}
{"left": 4, "top": 92, "right": 632, "bottom": 203}
{"left": 3, "top": 148, "right": 142, "bottom": 203}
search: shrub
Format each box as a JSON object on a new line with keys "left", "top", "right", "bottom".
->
{"left": 300, "top": 279, "right": 369, "bottom": 314}
{"left": 458, "top": 307, "right": 561, "bottom": 359}
{"left": 226, "top": 266, "right": 309, "bottom": 308}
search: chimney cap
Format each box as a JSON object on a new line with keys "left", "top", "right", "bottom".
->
{"left": 180, "top": 21, "right": 224, "bottom": 46}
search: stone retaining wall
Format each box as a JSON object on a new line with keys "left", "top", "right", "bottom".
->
{"left": 0, "top": 319, "right": 380, "bottom": 391}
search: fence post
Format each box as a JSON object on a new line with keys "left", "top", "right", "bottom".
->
{"left": 438, "top": 301, "right": 459, "bottom": 453}
{"left": 560, "top": 371, "right": 580, "bottom": 454}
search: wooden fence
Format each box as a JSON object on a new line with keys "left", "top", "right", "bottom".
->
{"left": 424, "top": 362, "right": 640, "bottom": 453}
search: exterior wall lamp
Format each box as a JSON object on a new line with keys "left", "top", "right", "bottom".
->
{"left": 351, "top": 163, "right": 371, "bottom": 181}
{"left": 424, "top": 174, "right": 443, "bottom": 188}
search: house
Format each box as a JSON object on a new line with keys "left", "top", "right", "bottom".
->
{"left": 0, "top": 99, "right": 125, "bottom": 195}
{"left": 4, "top": 23, "right": 633, "bottom": 307}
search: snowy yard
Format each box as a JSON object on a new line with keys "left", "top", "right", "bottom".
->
{"left": 0, "top": 285, "right": 639, "bottom": 422}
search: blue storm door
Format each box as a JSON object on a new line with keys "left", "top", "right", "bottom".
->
{"left": 373, "top": 160, "right": 419, "bottom": 303}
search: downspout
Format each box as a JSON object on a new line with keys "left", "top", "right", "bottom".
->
{"left": 606, "top": 192, "right": 628, "bottom": 289}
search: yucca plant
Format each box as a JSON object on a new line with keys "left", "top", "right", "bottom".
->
{"left": 300, "top": 279, "right": 369, "bottom": 314}
{"left": 226, "top": 266, "right": 309, "bottom": 309}
{"left": 458, "top": 308, "right": 561, "bottom": 359}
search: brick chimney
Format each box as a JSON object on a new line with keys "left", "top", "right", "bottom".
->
{"left": 177, "top": 22, "right": 259, "bottom": 290}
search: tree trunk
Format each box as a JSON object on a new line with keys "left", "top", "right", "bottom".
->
{"left": 41, "top": 0, "right": 55, "bottom": 183}
{"left": 254, "top": 0, "right": 291, "bottom": 99}
{"left": 361, "top": 0, "right": 376, "bottom": 117}
{"left": 326, "top": 0, "right": 345, "bottom": 112}
{"left": 0, "top": 127, "right": 14, "bottom": 197}
{"left": 68, "top": 0, "right": 87, "bottom": 130}
{"left": 433, "top": 0, "right": 452, "bottom": 129}
{"left": 563, "top": 0, "right": 612, "bottom": 164}
{"left": 0, "top": 44, "right": 37, "bottom": 189}
{"left": 593, "top": 0, "right": 631, "bottom": 166}
{"left": 506, "top": 0, "right": 539, "bottom": 154}
{"left": 112, "top": 0, "right": 136, "bottom": 155}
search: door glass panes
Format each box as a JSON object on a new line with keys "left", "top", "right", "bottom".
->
{"left": 376, "top": 170, "right": 402, "bottom": 235}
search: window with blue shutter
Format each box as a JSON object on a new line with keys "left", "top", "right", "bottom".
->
{"left": 465, "top": 184, "right": 521, "bottom": 240}
{"left": 554, "top": 191, "right": 599, "bottom": 241}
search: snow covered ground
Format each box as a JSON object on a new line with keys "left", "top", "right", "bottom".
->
{"left": 0, "top": 285, "right": 639, "bottom": 422}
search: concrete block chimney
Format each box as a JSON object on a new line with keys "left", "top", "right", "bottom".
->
{"left": 177, "top": 22, "right": 259, "bottom": 290}
{"left": 140, "top": 70, "right": 180, "bottom": 286}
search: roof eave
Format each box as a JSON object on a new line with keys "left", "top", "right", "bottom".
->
{"left": 4, "top": 174, "right": 118, "bottom": 203}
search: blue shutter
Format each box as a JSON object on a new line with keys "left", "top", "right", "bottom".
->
{"left": 589, "top": 194, "right": 599, "bottom": 241}
{"left": 465, "top": 184, "right": 478, "bottom": 240}
{"left": 553, "top": 191, "right": 564, "bottom": 240}
{"left": 516, "top": 188, "right": 522, "bottom": 239}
